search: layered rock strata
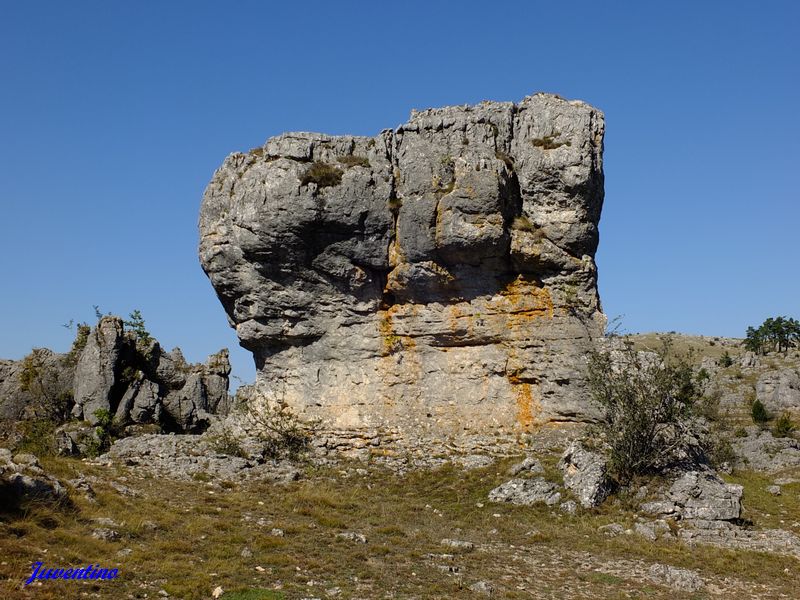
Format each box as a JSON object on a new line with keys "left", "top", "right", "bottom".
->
{"left": 199, "top": 93, "right": 606, "bottom": 441}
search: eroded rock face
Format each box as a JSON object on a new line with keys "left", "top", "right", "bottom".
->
{"left": 756, "top": 368, "right": 800, "bottom": 415}
{"left": 200, "top": 93, "right": 606, "bottom": 440}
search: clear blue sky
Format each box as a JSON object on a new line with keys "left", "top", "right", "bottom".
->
{"left": 1, "top": 1, "right": 798, "bottom": 386}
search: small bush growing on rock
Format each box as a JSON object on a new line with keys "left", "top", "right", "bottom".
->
{"left": 244, "top": 395, "right": 314, "bottom": 460}
{"left": 83, "top": 408, "right": 115, "bottom": 457}
{"left": 124, "top": 309, "right": 152, "bottom": 344}
{"left": 772, "top": 412, "right": 796, "bottom": 438}
{"left": 300, "top": 161, "right": 343, "bottom": 188}
{"left": 64, "top": 322, "right": 90, "bottom": 367}
{"left": 337, "top": 155, "right": 370, "bottom": 168}
{"left": 209, "top": 427, "right": 248, "bottom": 458}
{"left": 751, "top": 398, "right": 770, "bottom": 425}
{"left": 586, "top": 337, "right": 708, "bottom": 483}
{"left": 532, "top": 133, "right": 571, "bottom": 149}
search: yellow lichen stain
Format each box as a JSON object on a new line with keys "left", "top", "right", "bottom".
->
{"left": 377, "top": 304, "right": 419, "bottom": 357}
{"left": 514, "top": 382, "right": 542, "bottom": 432}
{"left": 378, "top": 305, "right": 403, "bottom": 356}
{"left": 497, "top": 276, "right": 554, "bottom": 320}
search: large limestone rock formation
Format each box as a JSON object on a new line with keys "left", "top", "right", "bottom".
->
{"left": 199, "top": 93, "right": 606, "bottom": 442}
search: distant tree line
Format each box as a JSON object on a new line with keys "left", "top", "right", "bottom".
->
{"left": 743, "top": 316, "right": 800, "bottom": 355}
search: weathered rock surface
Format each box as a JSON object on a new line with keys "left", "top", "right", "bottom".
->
{"left": 0, "top": 350, "right": 73, "bottom": 421}
{"left": 199, "top": 93, "right": 606, "bottom": 441}
{"left": 0, "top": 448, "right": 67, "bottom": 509}
{"left": 756, "top": 368, "right": 800, "bottom": 415}
{"left": 641, "top": 470, "right": 742, "bottom": 522}
{"left": 1, "top": 317, "right": 233, "bottom": 443}
{"left": 731, "top": 427, "right": 800, "bottom": 472}
{"left": 558, "top": 440, "right": 611, "bottom": 507}
{"left": 488, "top": 477, "right": 561, "bottom": 506}
{"left": 72, "top": 316, "right": 126, "bottom": 423}
{"left": 647, "top": 563, "right": 704, "bottom": 592}
{"left": 67, "top": 317, "right": 232, "bottom": 432}
{"left": 100, "top": 434, "right": 301, "bottom": 482}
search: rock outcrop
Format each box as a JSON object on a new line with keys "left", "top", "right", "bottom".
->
{"left": 200, "top": 93, "right": 606, "bottom": 442}
{"left": 69, "top": 318, "right": 232, "bottom": 432}
{"left": 756, "top": 368, "right": 800, "bottom": 415}
{"left": 558, "top": 441, "right": 612, "bottom": 508}
{"left": 0, "top": 449, "right": 67, "bottom": 510}
{"left": 0, "top": 317, "right": 232, "bottom": 438}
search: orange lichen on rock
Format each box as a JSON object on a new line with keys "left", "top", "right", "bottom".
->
{"left": 514, "top": 382, "right": 542, "bottom": 431}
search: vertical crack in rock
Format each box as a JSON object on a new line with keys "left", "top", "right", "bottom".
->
{"left": 199, "top": 93, "right": 606, "bottom": 443}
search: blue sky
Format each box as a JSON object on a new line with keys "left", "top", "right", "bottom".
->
{"left": 1, "top": 1, "right": 798, "bottom": 386}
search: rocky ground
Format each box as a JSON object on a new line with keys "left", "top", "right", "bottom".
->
{"left": 1, "top": 433, "right": 799, "bottom": 599}
{"left": 1, "top": 333, "right": 799, "bottom": 599}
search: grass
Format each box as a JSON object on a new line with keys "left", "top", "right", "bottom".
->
{"left": 222, "top": 590, "right": 284, "bottom": 600}
{"left": 0, "top": 454, "right": 798, "bottom": 599}
{"left": 337, "top": 155, "right": 370, "bottom": 168}
{"left": 299, "top": 161, "right": 342, "bottom": 188}
{"left": 722, "top": 470, "right": 800, "bottom": 530}
{"left": 532, "top": 133, "right": 571, "bottom": 150}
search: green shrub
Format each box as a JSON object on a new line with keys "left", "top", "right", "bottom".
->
{"left": 124, "top": 309, "right": 152, "bottom": 344}
{"left": 244, "top": 396, "right": 315, "bottom": 460}
{"left": 18, "top": 419, "right": 57, "bottom": 456}
{"left": 718, "top": 351, "right": 734, "bottom": 368}
{"left": 751, "top": 399, "right": 770, "bottom": 424}
{"left": 84, "top": 409, "right": 117, "bottom": 457}
{"left": 773, "top": 412, "right": 796, "bottom": 438}
{"left": 300, "top": 161, "right": 343, "bottom": 188}
{"left": 707, "top": 436, "right": 736, "bottom": 469}
{"left": 734, "top": 426, "right": 748, "bottom": 438}
{"left": 697, "top": 388, "right": 721, "bottom": 422}
{"left": 586, "top": 337, "right": 707, "bottom": 483}
{"left": 209, "top": 428, "right": 248, "bottom": 458}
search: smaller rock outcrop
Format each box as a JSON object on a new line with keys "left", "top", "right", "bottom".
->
{"left": 72, "top": 316, "right": 125, "bottom": 423}
{"left": 647, "top": 564, "right": 704, "bottom": 593}
{"left": 0, "top": 448, "right": 67, "bottom": 510}
{"left": 756, "top": 368, "right": 800, "bottom": 415}
{"left": 66, "top": 317, "right": 231, "bottom": 432}
{"left": 0, "top": 316, "right": 234, "bottom": 453}
{"left": 731, "top": 427, "right": 800, "bottom": 472}
{"left": 558, "top": 441, "right": 612, "bottom": 508}
{"left": 640, "top": 470, "right": 742, "bottom": 523}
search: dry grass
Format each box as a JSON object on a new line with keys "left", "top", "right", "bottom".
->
{"left": 1, "top": 454, "right": 798, "bottom": 599}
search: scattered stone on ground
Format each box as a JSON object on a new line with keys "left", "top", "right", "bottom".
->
{"left": 440, "top": 538, "right": 474, "bottom": 552}
{"left": 336, "top": 532, "right": 367, "bottom": 544}
{"left": 0, "top": 448, "right": 66, "bottom": 508}
{"left": 647, "top": 563, "right": 704, "bottom": 592}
